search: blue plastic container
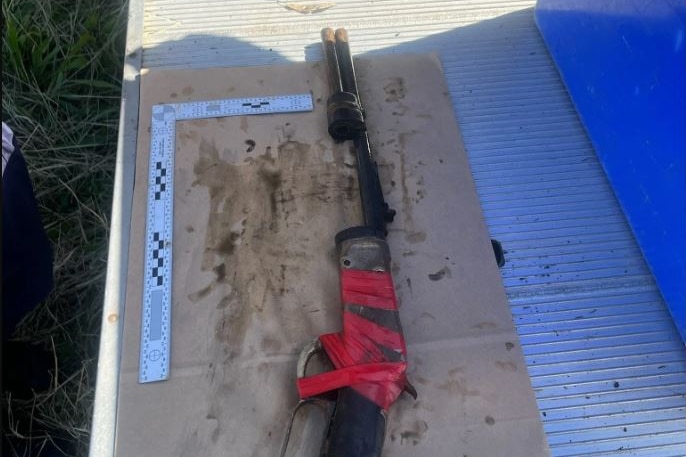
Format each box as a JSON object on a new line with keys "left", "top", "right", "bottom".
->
{"left": 535, "top": 0, "right": 686, "bottom": 342}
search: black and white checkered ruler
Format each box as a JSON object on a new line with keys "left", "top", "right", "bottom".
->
{"left": 140, "top": 93, "right": 314, "bottom": 383}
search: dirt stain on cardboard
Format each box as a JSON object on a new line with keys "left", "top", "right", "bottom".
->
{"left": 384, "top": 77, "right": 406, "bottom": 102}
{"left": 390, "top": 419, "right": 428, "bottom": 446}
{"left": 495, "top": 361, "right": 518, "bottom": 372}
{"left": 428, "top": 266, "right": 451, "bottom": 281}
{"left": 191, "top": 135, "right": 358, "bottom": 353}
{"left": 437, "top": 365, "right": 480, "bottom": 400}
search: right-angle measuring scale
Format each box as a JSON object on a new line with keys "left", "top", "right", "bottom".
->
{"left": 139, "top": 93, "right": 314, "bottom": 383}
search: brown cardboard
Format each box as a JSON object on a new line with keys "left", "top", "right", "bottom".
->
{"left": 116, "top": 54, "right": 550, "bottom": 457}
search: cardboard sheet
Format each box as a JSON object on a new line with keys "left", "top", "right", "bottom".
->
{"left": 116, "top": 54, "right": 550, "bottom": 457}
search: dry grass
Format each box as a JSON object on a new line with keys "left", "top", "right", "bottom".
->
{"left": 2, "top": 0, "right": 126, "bottom": 454}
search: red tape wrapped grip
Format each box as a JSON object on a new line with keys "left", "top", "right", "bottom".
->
{"left": 297, "top": 269, "right": 408, "bottom": 411}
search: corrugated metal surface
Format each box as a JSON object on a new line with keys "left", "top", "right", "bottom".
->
{"left": 139, "top": 1, "right": 686, "bottom": 455}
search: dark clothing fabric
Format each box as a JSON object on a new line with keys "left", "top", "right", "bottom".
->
{"left": 2, "top": 135, "right": 53, "bottom": 338}
{"left": 1, "top": 127, "right": 58, "bottom": 457}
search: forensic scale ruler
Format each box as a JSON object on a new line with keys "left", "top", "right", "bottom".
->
{"left": 140, "top": 93, "right": 314, "bottom": 383}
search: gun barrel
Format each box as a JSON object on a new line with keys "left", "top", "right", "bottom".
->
{"left": 321, "top": 28, "right": 343, "bottom": 93}
{"left": 353, "top": 134, "right": 389, "bottom": 238}
{"left": 333, "top": 28, "right": 361, "bottom": 100}
{"left": 321, "top": 28, "right": 394, "bottom": 237}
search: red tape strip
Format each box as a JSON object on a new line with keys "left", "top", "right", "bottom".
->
{"left": 297, "top": 362, "right": 406, "bottom": 399}
{"left": 340, "top": 269, "right": 397, "bottom": 310}
{"left": 298, "top": 269, "right": 408, "bottom": 410}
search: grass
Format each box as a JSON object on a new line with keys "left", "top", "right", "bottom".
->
{"left": 2, "top": 0, "right": 127, "bottom": 455}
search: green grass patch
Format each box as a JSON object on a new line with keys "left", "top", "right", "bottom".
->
{"left": 2, "top": 0, "right": 127, "bottom": 454}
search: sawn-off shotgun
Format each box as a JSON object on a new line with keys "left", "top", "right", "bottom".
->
{"left": 281, "top": 28, "right": 416, "bottom": 457}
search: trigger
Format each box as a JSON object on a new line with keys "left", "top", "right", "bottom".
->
{"left": 403, "top": 379, "right": 418, "bottom": 400}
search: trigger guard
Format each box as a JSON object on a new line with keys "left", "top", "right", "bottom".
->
{"left": 296, "top": 338, "right": 323, "bottom": 379}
